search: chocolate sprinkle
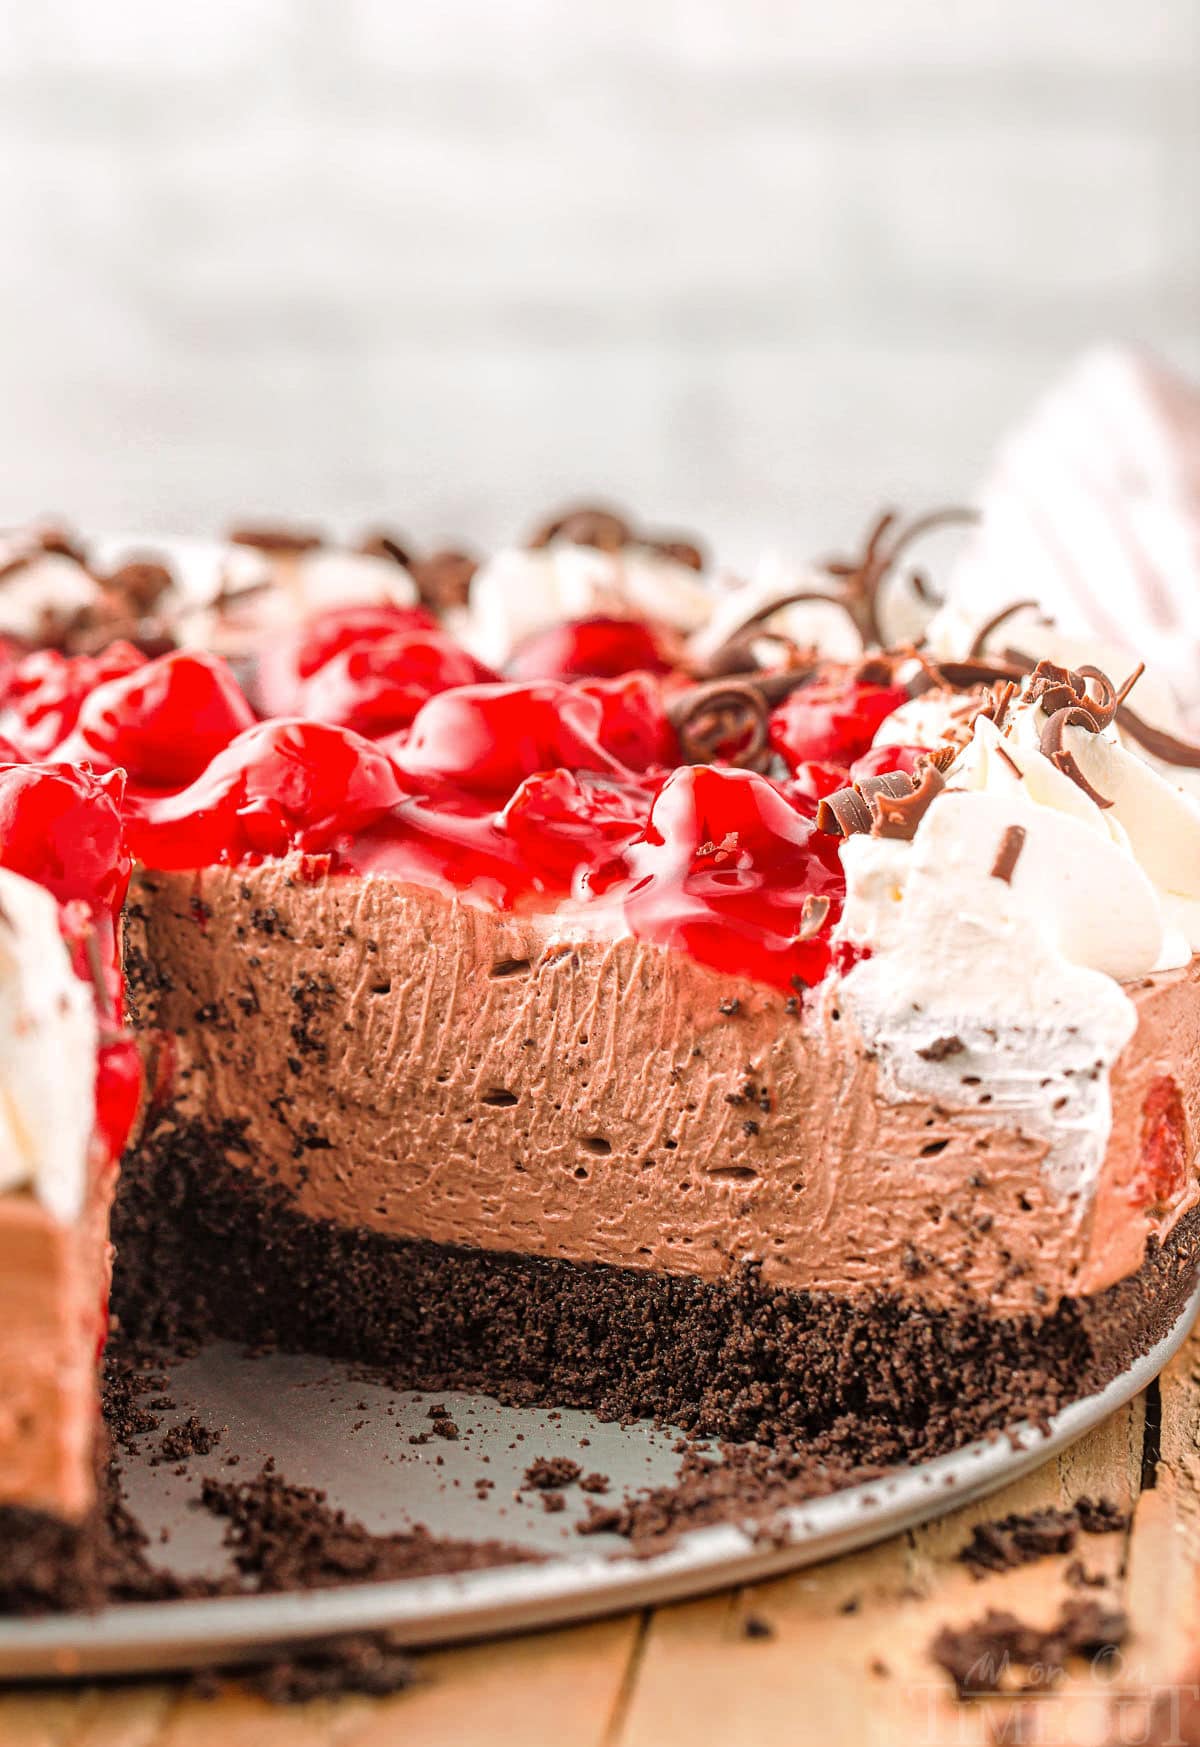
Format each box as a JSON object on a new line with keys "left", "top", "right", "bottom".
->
{"left": 990, "top": 824, "right": 1027, "bottom": 884}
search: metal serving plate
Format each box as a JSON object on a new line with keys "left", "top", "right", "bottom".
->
{"left": 3, "top": 1276, "right": 1197, "bottom": 1682}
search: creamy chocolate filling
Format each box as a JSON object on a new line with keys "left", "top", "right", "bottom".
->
{"left": 125, "top": 861, "right": 1200, "bottom": 1318}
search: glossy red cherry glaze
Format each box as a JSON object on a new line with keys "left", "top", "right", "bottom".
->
{"left": 589, "top": 765, "right": 845, "bottom": 990}
{"left": 68, "top": 651, "right": 256, "bottom": 785}
{"left": 393, "top": 682, "right": 632, "bottom": 794}
{"left": 769, "top": 674, "right": 908, "bottom": 771}
{"left": 127, "top": 719, "right": 407, "bottom": 867}
{"left": 0, "top": 762, "right": 140, "bottom": 1169}
{"left": 299, "top": 629, "right": 496, "bottom": 737}
{"left": 508, "top": 616, "right": 675, "bottom": 681}
{"left": 576, "top": 675, "right": 679, "bottom": 772}
{"left": 785, "top": 760, "right": 852, "bottom": 817}
{"left": 1136, "top": 1077, "right": 1190, "bottom": 1213}
{"left": 0, "top": 643, "right": 146, "bottom": 759}
{"left": 1, "top": 633, "right": 865, "bottom": 998}
{"left": 0, "top": 762, "right": 129, "bottom": 915}
{"left": 256, "top": 604, "right": 438, "bottom": 716}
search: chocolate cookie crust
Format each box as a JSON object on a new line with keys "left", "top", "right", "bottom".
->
{"left": 112, "top": 1117, "right": 1200, "bottom": 1466}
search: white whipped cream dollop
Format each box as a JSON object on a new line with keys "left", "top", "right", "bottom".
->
{"left": 837, "top": 679, "right": 1200, "bottom": 1199}
{"left": 0, "top": 549, "right": 99, "bottom": 643}
{"left": 460, "top": 542, "right": 714, "bottom": 669}
{"left": 173, "top": 544, "right": 418, "bottom": 654}
{"left": 0, "top": 869, "right": 97, "bottom": 1223}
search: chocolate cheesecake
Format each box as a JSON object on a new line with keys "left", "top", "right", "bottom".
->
{"left": 1, "top": 507, "right": 1199, "bottom": 1610}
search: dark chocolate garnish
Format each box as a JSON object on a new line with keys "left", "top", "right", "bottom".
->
{"left": 990, "top": 824, "right": 1027, "bottom": 884}
{"left": 815, "top": 767, "right": 940, "bottom": 839}
{"left": 356, "top": 531, "right": 413, "bottom": 568}
{"left": 696, "top": 506, "right": 975, "bottom": 678}
{"left": 667, "top": 678, "right": 772, "bottom": 771}
{"left": 410, "top": 549, "right": 478, "bottom": 612}
{"left": 870, "top": 760, "right": 946, "bottom": 841}
{"left": 228, "top": 525, "right": 323, "bottom": 554}
{"left": 964, "top": 598, "right": 1041, "bottom": 659}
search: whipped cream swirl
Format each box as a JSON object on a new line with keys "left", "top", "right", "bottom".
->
{"left": 460, "top": 541, "right": 714, "bottom": 669}
{"left": 835, "top": 675, "right": 1200, "bottom": 1198}
{"left": 0, "top": 869, "right": 97, "bottom": 1222}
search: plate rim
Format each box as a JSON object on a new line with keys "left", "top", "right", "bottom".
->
{"left": 4, "top": 1273, "right": 1197, "bottom": 1681}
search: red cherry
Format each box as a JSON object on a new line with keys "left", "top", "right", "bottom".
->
{"left": 395, "top": 682, "right": 627, "bottom": 796}
{"left": 0, "top": 643, "right": 146, "bottom": 759}
{"left": 592, "top": 764, "right": 846, "bottom": 991}
{"left": 1134, "top": 1077, "right": 1189, "bottom": 1212}
{"left": 257, "top": 604, "right": 439, "bottom": 715}
{"left": 577, "top": 674, "right": 678, "bottom": 772}
{"left": 508, "top": 616, "right": 675, "bottom": 681}
{"left": 300, "top": 629, "right": 496, "bottom": 737}
{"left": 848, "top": 743, "right": 930, "bottom": 784}
{"left": 768, "top": 674, "right": 908, "bottom": 771}
{"left": 128, "top": 719, "right": 407, "bottom": 867}
{"left": 497, "top": 769, "right": 659, "bottom": 885}
{"left": 70, "top": 651, "right": 256, "bottom": 786}
{"left": 95, "top": 1035, "right": 143, "bottom": 1165}
{"left": 0, "top": 763, "right": 129, "bottom": 912}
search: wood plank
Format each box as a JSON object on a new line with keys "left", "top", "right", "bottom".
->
{"left": 339, "top": 1615, "right": 643, "bottom": 1747}
{"left": 617, "top": 1394, "right": 1152, "bottom": 1747}
{"left": 7, "top": 1329, "right": 1200, "bottom": 1747}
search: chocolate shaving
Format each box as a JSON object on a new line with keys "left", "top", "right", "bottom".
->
{"left": 356, "top": 531, "right": 413, "bottom": 568}
{"left": 409, "top": 549, "right": 478, "bottom": 612}
{"left": 816, "top": 784, "right": 876, "bottom": 837}
{"left": 667, "top": 680, "right": 771, "bottom": 771}
{"left": 965, "top": 598, "right": 1041, "bottom": 659}
{"left": 994, "top": 744, "right": 1023, "bottom": 780}
{"left": 1114, "top": 700, "right": 1200, "bottom": 769}
{"left": 527, "top": 503, "right": 705, "bottom": 571}
{"left": 1040, "top": 707, "right": 1113, "bottom": 808}
{"left": 797, "top": 894, "right": 831, "bottom": 941}
{"left": 980, "top": 680, "right": 1018, "bottom": 735}
{"left": 908, "top": 655, "right": 1030, "bottom": 696}
{"left": 870, "top": 761, "right": 946, "bottom": 841}
{"left": 698, "top": 506, "right": 974, "bottom": 677}
{"left": 990, "top": 824, "right": 1026, "bottom": 884}
{"left": 924, "top": 743, "right": 960, "bottom": 774}
{"left": 815, "top": 766, "right": 943, "bottom": 840}
{"left": 227, "top": 525, "right": 323, "bottom": 554}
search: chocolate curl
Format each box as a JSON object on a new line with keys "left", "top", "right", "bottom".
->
{"left": 870, "top": 761, "right": 946, "bottom": 841}
{"left": 227, "top": 524, "right": 323, "bottom": 554}
{"left": 667, "top": 679, "right": 772, "bottom": 772}
{"left": 1040, "top": 706, "right": 1114, "bottom": 808}
{"left": 815, "top": 768, "right": 942, "bottom": 840}
{"left": 666, "top": 667, "right": 820, "bottom": 770}
{"left": 964, "top": 598, "right": 1041, "bottom": 659}
{"left": 695, "top": 505, "right": 975, "bottom": 679}
{"left": 526, "top": 504, "right": 706, "bottom": 571}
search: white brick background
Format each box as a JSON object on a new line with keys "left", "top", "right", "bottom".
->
{"left": 0, "top": 0, "right": 1196, "bottom": 559}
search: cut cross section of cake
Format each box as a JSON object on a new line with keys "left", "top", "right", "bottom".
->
{"left": 1, "top": 512, "right": 1199, "bottom": 1612}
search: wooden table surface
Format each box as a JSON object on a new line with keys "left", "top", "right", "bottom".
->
{"left": 5, "top": 1324, "right": 1200, "bottom": 1747}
